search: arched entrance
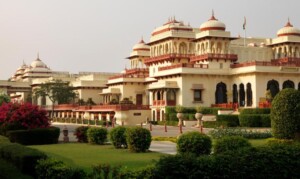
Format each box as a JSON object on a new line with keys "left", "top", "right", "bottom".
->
{"left": 232, "top": 84, "right": 238, "bottom": 103}
{"left": 282, "top": 80, "right": 295, "bottom": 89}
{"left": 246, "top": 83, "right": 252, "bottom": 106}
{"left": 267, "top": 80, "right": 280, "bottom": 98}
{"left": 239, "top": 83, "right": 245, "bottom": 107}
{"left": 215, "top": 82, "right": 227, "bottom": 104}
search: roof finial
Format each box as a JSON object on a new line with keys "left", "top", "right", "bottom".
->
{"left": 139, "top": 36, "right": 144, "bottom": 43}
{"left": 210, "top": 9, "right": 217, "bottom": 20}
{"left": 37, "top": 52, "right": 40, "bottom": 60}
{"left": 285, "top": 17, "right": 293, "bottom": 27}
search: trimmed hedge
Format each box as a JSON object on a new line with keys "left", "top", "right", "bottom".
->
{"left": 126, "top": 127, "right": 152, "bottom": 152}
{"left": 0, "top": 158, "right": 33, "bottom": 179}
{"left": 216, "top": 115, "right": 239, "bottom": 127}
{"left": 110, "top": 126, "right": 127, "bottom": 149}
{"left": 177, "top": 132, "right": 212, "bottom": 156}
{"left": 74, "top": 126, "right": 90, "bottom": 143}
{"left": 0, "top": 143, "right": 47, "bottom": 177}
{"left": 165, "top": 106, "right": 229, "bottom": 121}
{"left": 87, "top": 127, "right": 108, "bottom": 145}
{"left": 213, "top": 136, "right": 251, "bottom": 154}
{"left": 35, "top": 158, "right": 86, "bottom": 179}
{"left": 209, "top": 128, "right": 272, "bottom": 139}
{"left": 7, "top": 127, "right": 60, "bottom": 145}
{"left": 153, "top": 143, "right": 300, "bottom": 178}
{"left": 239, "top": 108, "right": 271, "bottom": 115}
{"left": 239, "top": 114, "right": 271, "bottom": 127}
{"left": 271, "top": 88, "right": 300, "bottom": 139}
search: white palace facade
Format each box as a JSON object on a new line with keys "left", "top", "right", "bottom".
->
{"left": 1, "top": 13, "right": 300, "bottom": 124}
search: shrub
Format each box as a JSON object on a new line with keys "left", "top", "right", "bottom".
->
{"left": 153, "top": 143, "right": 300, "bottom": 179}
{"left": 87, "top": 127, "right": 108, "bottom": 145}
{"left": 239, "top": 114, "right": 261, "bottom": 127}
{"left": 109, "top": 126, "right": 127, "bottom": 149}
{"left": 239, "top": 114, "right": 271, "bottom": 127}
{"left": 0, "top": 158, "right": 32, "bottom": 179}
{"left": 260, "top": 114, "right": 271, "bottom": 127}
{"left": 213, "top": 136, "right": 251, "bottom": 154}
{"left": 209, "top": 128, "right": 272, "bottom": 139}
{"left": 119, "top": 165, "right": 155, "bottom": 179}
{"left": 36, "top": 158, "right": 86, "bottom": 179}
{"left": 216, "top": 115, "right": 239, "bottom": 127}
{"left": 74, "top": 126, "right": 90, "bottom": 143}
{"left": 0, "top": 143, "right": 47, "bottom": 177}
{"left": 126, "top": 127, "right": 152, "bottom": 152}
{"left": 239, "top": 108, "right": 270, "bottom": 115}
{"left": 168, "top": 113, "right": 178, "bottom": 121}
{"left": 0, "top": 103, "right": 49, "bottom": 134}
{"left": 89, "top": 163, "right": 121, "bottom": 179}
{"left": 0, "top": 135, "right": 10, "bottom": 143}
{"left": 152, "top": 153, "right": 199, "bottom": 179}
{"left": 7, "top": 127, "right": 60, "bottom": 145}
{"left": 177, "top": 131, "right": 212, "bottom": 156}
{"left": 271, "top": 88, "right": 300, "bottom": 139}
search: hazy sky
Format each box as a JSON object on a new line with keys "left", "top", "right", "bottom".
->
{"left": 0, "top": 0, "right": 299, "bottom": 79}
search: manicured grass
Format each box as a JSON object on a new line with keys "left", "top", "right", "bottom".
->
{"left": 29, "top": 143, "right": 165, "bottom": 172}
{"left": 248, "top": 139, "right": 269, "bottom": 147}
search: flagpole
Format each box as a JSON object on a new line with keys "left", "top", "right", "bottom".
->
{"left": 243, "top": 16, "right": 246, "bottom": 47}
{"left": 244, "top": 28, "right": 246, "bottom": 47}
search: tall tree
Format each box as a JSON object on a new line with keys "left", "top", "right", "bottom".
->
{"left": 0, "top": 92, "right": 10, "bottom": 106}
{"left": 33, "top": 80, "right": 77, "bottom": 117}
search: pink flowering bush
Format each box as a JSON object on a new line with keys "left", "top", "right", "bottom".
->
{"left": 0, "top": 103, "right": 50, "bottom": 133}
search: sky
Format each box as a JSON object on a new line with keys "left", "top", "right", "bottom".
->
{"left": 0, "top": 0, "right": 299, "bottom": 79}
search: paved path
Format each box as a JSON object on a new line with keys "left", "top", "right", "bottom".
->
{"left": 52, "top": 122, "right": 202, "bottom": 155}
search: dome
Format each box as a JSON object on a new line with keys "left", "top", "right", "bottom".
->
{"left": 132, "top": 38, "right": 150, "bottom": 51}
{"left": 200, "top": 12, "right": 226, "bottom": 31}
{"left": 30, "top": 55, "right": 48, "bottom": 68}
{"left": 277, "top": 20, "right": 300, "bottom": 37}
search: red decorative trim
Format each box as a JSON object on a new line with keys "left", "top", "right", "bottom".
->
{"left": 200, "top": 27, "right": 225, "bottom": 31}
{"left": 278, "top": 33, "right": 300, "bottom": 37}
{"left": 190, "top": 53, "right": 237, "bottom": 62}
{"left": 133, "top": 48, "right": 150, "bottom": 51}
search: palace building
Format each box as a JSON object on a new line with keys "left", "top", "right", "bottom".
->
{"left": 1, "top": 12, "right": 300, "bottom": 125}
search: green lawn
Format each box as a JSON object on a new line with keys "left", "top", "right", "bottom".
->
{"left": 29, "top": 143, "right": 165, "bottom": 172}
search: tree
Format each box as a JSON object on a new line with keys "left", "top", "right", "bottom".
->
{"left": 271, "top": 88, "right": 300, "bottom": 139}
{"left": 0, "top": 92, "right": 10, "bottom": 106}
{"left": 33, "top": 80, "right": 77, "bottom": 117}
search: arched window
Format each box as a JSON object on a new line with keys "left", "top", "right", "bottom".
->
{"left": 232, "top": 84, "right": 238, "bottom": 103}
{"left": 239, "top": 83, "right": 245, "bottom": 107}
{"left": 246, "top": 83, "right": 252, "bottom": 106}
{"left": 282, "top": 80, "right": 295, "bottom": 89}
{"left": 267, "top": 80, "right": 280, "bottom": 98}
{"left": 215, "top": 82, "right": 227, "bottom": 104}
{"left": 179, "top": 42, "right": 187, "bottom": 54}
{"left": 157, "top": 91, "right": 161, "bottom": 100}
{"left": 167, "top": 90, "right": 176, "bottom": 100}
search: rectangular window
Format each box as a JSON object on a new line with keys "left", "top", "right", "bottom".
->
{"left": 220, "top": 63, "right": 223, "bottom": 69}
{"left": 194, "top": 90, "right": 202, "bottom": 102}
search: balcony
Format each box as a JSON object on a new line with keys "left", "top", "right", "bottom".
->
{"left": 42, "top": 104, "right": 150, "bottom": 112}
{"left": 153, "top": 100, "right": 176, "bottom": 106}
{"left": 190, "top": 53, "right": 238, "bottom": 62}
{"left": 144, "top": 53, "right": 194, "bottom": 64}
{"left": 158, "top": 63, "right": 208, "bottom": 71}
